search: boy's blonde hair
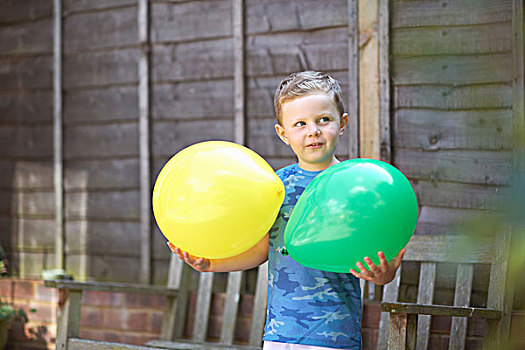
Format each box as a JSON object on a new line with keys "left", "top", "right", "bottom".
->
{"left": 274, "top": 71, "right": 346, "bottom": 124}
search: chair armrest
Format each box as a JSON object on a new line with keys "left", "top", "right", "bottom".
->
{"left": 381, "top": 301, "right": 501, "bottom": 319}
{"left": 44, "top": 279, "right": 179, "bottom": 297}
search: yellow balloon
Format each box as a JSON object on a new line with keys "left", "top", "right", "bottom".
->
{"left": 152, "top": 141, "right": 285, "bottom": 259}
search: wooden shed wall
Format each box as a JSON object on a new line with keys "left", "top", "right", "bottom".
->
{"left": 0, "top": 0, "right": 520, "bottom": 290}
{"left": 390, "top": 0, "right": 514, "bottom": 237}
{"left": 0, "top": 0, "right": 354, "bottom": 283}
{"left": 0, "top": 1, "right": 56, "bottom": 277}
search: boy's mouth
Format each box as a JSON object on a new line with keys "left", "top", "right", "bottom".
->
{"left": 306, "top": 142, "right": 323, "bottom": 149}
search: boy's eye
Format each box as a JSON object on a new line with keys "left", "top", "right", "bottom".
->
{"left": 319, "top": 117, "right": 331, "bottom": 123}
{"left": 294, "top": 121, "right": 306, "bottom": 127}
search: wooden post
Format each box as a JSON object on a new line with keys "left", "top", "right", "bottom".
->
{"left": 233, "top": 0, "right": 245, "bottom": 145}
{"left": 513, "top": 0, "right": 524, "bottom": 171}
{"left": 53, "top": 0, "right": 65, "bottom": 271}
{"left": 348, "top": 0, "right": 360, "bottom": 158}
{"left": 56, "top": 290, "right": 81, "bottom": 350}
{"left": 358, "top": 0, "right": 378, "bottom": 160}
{"left": 355, "top": 0, "right": 391, "bottom": 162}
{"left": 378, "top": 0, "right": 391, "bottom": 163}
{"left": 138, "top": 0, "right": 152, "bottom": 284}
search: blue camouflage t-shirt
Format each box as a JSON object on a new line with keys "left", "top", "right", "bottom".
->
{"left": 263, "top": 163, "right": 362, "bottom": 349}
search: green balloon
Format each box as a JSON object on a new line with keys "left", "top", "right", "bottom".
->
{"left": 284, "top": 158, "right": 419, "bottom": 273}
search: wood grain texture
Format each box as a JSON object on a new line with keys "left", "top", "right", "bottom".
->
{"left": 151, "top": 0, "right": 232, "bottom": 43}
{"left": 449, "top": 264, "right": 474, "bottom": 350}
{"left": 391, "top": 0, "right": 512, "bottom": 28}
{"left": 152, "top": 40, "right": 233, "bottom": 82}
{"left": 0, "top": 17, "right": 53, "bottom": 55}
{"left": 0, "top": 56, "right": 53, "bottom": 91}
{"left": 44, "top": 279, "right": 178, "bottom": 295}
{"left": 392, "top": 22, "right": 512, "bottom": 57}
{"left": 64, "top": 123, "right": 138, "bottom": 159}
{"left": 245, "top": 0, "right": 348, "bottom": 34}
{"left": 64, "top": 49, "right": 139, "bottom": 88}
{"left": 392, "top": 54, "right": 513, "bottom": 85}
{"left": 381, "top": 302, "right": 501, "bottom": 319}
{"left": 394, "top": 109, "right": 512, "bottom": 151}
{"left": 394, "top": 84, "right": 513, "bottom": 110}
{"left": 394, "top": 148, "right": 513, "bottom": 185}
{"left": 63, "top": 7, "right": 138, "bottom": 51}
{"left": 416, "top": 263, "right": 436, "bottom": 350}
{"left": 152, "top": 80, "right": 234, "bottom": 120}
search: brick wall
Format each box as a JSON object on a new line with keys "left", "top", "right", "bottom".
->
{"left": 1, "top": 279, "right": 58, "bottom": 350}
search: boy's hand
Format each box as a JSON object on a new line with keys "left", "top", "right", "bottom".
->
{"left": 350, "top": 248, "right": 406, "bottom": 285}
{"left": 167, "top": 242, "right": 211, "bottom": 272}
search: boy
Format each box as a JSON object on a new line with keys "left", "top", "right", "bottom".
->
{"left": 169, "top": 71, "right": 405, "bottom": 349}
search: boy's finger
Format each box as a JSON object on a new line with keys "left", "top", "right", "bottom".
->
{"left": 350, "top": 269, "right": 364, "bottom": 278}
{"left": 356, "top": 262, "right": 372, "bottom": 276}
{"left": 377, "top": 252, "right": 388, "bottom": 267}
{"left": 364, "top": 257, "right": 379, "bottom": 272}
{"left": 392, "top": 248, "right": 406, "bottom": 268}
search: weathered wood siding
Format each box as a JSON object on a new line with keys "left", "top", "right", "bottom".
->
{"left": 0, "top": 1, "right": 56, "bottom": 277}
{"left": 0, "top": 0, "right": 355, "bottom": 283}
{"left": 390, "top": 0, "right": 514, "bottom": 236}
{"left": 61, "top": 1, "right": 144, "bottom": 282}
{"left": 1, "top": 0, "right": 520, "bottom": 290}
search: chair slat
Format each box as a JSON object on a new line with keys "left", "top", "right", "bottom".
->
{"left": 449, "top": 263, "right": 474, "bottom": 350}
{"left": 485, "top": 229, "right": 513, "bottom": 347}
{"left": 249, "top": 262, "right": 268, "bottom": 347}
{"left": 56, "top": 290, "right": 82, "bottom": 350}
{"left": 162, "top": 257, "right": 190, "bottom": 340}
{"left": 221, "top": 271, "right": 243, "bottom": 345}
{"left": 405, "top": 235, "right": 492, "bottom": 263}
{"left": 193, "top": 272, "right": 214, "bottom": 342}
{"left": 416, "top": 262, "right": 436, "bottom": 350}
{"left": 377, "top": 267, "right": 401, "bottom": 349}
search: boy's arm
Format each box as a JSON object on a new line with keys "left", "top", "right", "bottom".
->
{"left": 350, "top": 248, "right": 406, "bottom": 285}
{"left": 168, "top": 233, "right": 269, "bottom": 272}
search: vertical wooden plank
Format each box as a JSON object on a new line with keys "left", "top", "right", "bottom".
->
{"left": 233, "top": 0, "right": 245, "bottom": 145}
{"left": 514, "top": 0, "right": 525, "bottom": 161}
{"left": 377, "top": 267, "right": 401, "bottom": 349}
{"left": 406, "top": 313, "right": 417, "bottom": 350}
{"left": 388, "top": 313, "right": 407, "bottom": 349}
{"left": 138, "top": 0, "right": 152, "bottom": 284}
{"left": 416, "top": 262, "right": 436, "bottom": 350}
{"left": 358, "top": 0, "right": 379, "bottom": 159}
{"left": 53, "top": 0, "right": 64, "bottom": 271}
{"left": 249, "top": 262, "right": 268, "bottom": 347}
{"left": 485, "top": 229, "right": 512, "bottom": 347}
{"left": 449, "top": 264, "right": 474, "bottom": 350}
{"left": 56, "top": 290, "right": 81, "bottom": 350}
{"left": 348, "top": 0, "right": 360, "bottom": 158}
{"left": 193, "top": 272, "right": 214, "bottom": 343}
{"left": 162, "top": 256, "right": 191, "bottom": 340}
{"left": 221, "top": 271, "right": 243, "bottom": 344}
{"left": 378, "top": 0, "right": 391, "bottom": 163}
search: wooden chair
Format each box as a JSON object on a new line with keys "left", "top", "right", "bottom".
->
{"left": 376, "top": 231, "right": 513, "bottom": 350}
{"left": 45, "top": 258, "right": 269, "bottom": 350}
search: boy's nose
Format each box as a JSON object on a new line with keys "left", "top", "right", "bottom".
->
{"left": 307, "top": 125, "right": 321, "bottom": 136}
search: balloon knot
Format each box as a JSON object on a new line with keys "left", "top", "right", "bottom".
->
{"left": 280, "top": 248, "right": 288, "bottom": 255}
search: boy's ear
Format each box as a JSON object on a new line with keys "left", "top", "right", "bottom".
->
{"left": 339, "top": 113, "right": 349, "bottom": 136}
{"left": 275, "top": 123, "right": 289, "bottom": 145}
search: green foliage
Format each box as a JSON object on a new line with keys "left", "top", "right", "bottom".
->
{"left": 0, "top": 245, "right": 28, "bottom": 325}
{"left": 0, "top": 303, "right": 27, "bottom": 324}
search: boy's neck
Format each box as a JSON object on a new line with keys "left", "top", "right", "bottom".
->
{"left": 298, "top": 156, "right": 340, "bottom": 172}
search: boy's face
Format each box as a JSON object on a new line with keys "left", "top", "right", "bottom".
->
{"left": 275, "top": 93, "right": 348, "bottom": 172}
